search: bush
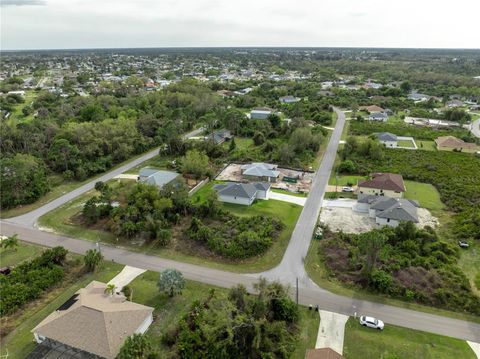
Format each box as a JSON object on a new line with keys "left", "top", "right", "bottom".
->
{"left": 338, "top": 160, "right": 356, "bottom": 173}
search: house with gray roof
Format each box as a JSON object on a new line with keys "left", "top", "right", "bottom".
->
{"left": 368, "top": 112, "right": 388, "bottom": 122}
{"left": 377, "top": 132, "right": 398, "bottom": 147}
{"left": 355, "top": 195, "right": 419, "bottom": 227}
{"left": 138, "top": 167, "right": 180, "bottom": 189}
{"left": 214, "top": 182, "right": 271, "bottom": 206}
{"left": 209, "top": 129, "right": 232, "bottom": 145}
{"left": 241, "top": 163, "right": 280, "bottom": 182}
{"left": 279, "top": 95, "right": 301, "bottom": 104}
{"left": 250, "top": 107, "right": 275, "bottom": 120}
{"left": 32, "top": 281, "right": 153, "bottom": 359}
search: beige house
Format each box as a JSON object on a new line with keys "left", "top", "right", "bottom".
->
{"left": 435, "top": 136, "right": 478, "bottom": 153}
{"left": 357, "top": 173, "right": 406, "bottom": 199}
{"left": 32, "top": 281, "right": 154, "bottom": 359}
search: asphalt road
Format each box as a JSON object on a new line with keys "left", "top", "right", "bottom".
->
{"left": 1, "top": 221, "right": 479, "bottom": 342}
{"left": 2, "top": 115, "right": 480, "bottom": 342}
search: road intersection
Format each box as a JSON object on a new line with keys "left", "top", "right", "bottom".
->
{"left": 2, "top": 112, "right": 479, "bottom": 342}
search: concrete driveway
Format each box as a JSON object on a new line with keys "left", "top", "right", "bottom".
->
{"left": 316, "top": 310, "right": 349, "bottom": 355}
{"left": 268, "top": 192, "right": 306, "bottom": 206}
{"left": 108, "top": 265, "right": 146, "bottom": 291}
{"left": 322, "top": 199, "right": 356, "bottom": 208}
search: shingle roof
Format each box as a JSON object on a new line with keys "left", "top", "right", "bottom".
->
{"left": 241, "top": 163, "right": 280, "bottom": 178}
{"left": 214, "top": 182, "right": 257, "bottom": 199}
{"left": 376, "top": 199, "right": 419, "bottom": 222}
{"left": 32, "top": 281, "right": 153, "bottom": 359}
{"left": 377, "top": 132, "right": 397, "bottom": 141}
{"left": 253, "top": 182, "right": 272, "bottom": 191}
{"left": 358, "top": 173, "right": 405, "bottom": 192}
{"left": 435, "top": 136, "right": 477, "bottom": 150}
{"left": 369, "top": 112, "right": 388, "bottom": 119}
{"left": 139, "top": 167, "right": 179, "bottom": 188}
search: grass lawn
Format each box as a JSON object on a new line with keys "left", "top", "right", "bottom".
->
{"left": 39, "top": 181, "right": 303, "bottom": 273}
{"left": 0, "top": 241, "right": 44, "bottom": 267}
{"left": 416, "top": 140, "right": 437, "bottom": 151}
{"left": 128, "top": 271, "right": 319, "bottom": 358}
{"left": 0, "top": 256, "right": 123, "bottom": 359}
{"left": 404, "top": 180, "right": 445, "bottom": 211}
{"left": 398, "top": 139, "right": 415, "bottom": 148}
{"left": 328, "top": 175, "right": 365, "bottom": 187}
{"left": 5, "top": 91, "right": 37, "bottom": 126}
{"left": 304, "top": 239, "right": 480, "bottom": 324}
{"left": 222, "top": 137, "right": 254, "bottom": 151}
{"left": 343, "top": 318, "right": 475, "bottom": 359}
{"left": 271, "top": 188, "right": 308, "bottom": 197}
{"left": 458, "top": 240, "right": 480, "bottom": 297}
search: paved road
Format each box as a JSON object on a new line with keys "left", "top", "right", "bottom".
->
{"left": 1, "top": 221, "right": 479, "bottom": 342}
{"left": 262, "top": 108, "right": 345, "bottom": 284}
{"left": 5, "top": 127, "right": 205, "bottom": 228}
{"left": 2, "top": 113, "right": 480, "bottom": 342}
{"left": 471, "top": 118, "right": 480, "bottom": 138}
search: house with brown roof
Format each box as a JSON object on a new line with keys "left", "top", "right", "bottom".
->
{"left": 359, "top": 105, "right": 384, "bottom": 113}
{"left": 32, "top": 281, "right": 154, "bottom": 359}
{"left": 357, "top": 173, "right": 406, "bottom": 199}
{"left": 435, "top": 136, "right": 478, "bottom": 153}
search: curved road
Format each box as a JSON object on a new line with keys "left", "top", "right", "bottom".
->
{"left": 1, "top": 113, "right": 479, "bottom": 342}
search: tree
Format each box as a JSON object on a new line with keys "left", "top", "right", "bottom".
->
{"left": 84, "top": 249, "right": 103, "bottom": 272}
{"left": 338, "top": 160, "right": 356, "bottom": 174}
{"left": 1, "top": 234, "right": 19, "bottom": 251}
{"left": 47, "top": 139, "right": 80, "bottom": 172}
{"left": 181, "top": 150, "right": 209, "bottom": 179}
{"left": 158, "top": 269, "right": 185, "bottom": 297}
{"left": 358, "top": 231, "right": 387, "bottom": 276}
{"left": 117, "top": 333, "right": 156, "bottom": 359}
{"left": 400, "top": 81, "right": 412, "bottom": 94}
{"left": 104, "top": 283, "right": 116, "bottom": 296}
{"left": 253, "top": 131, "right": 265, "bottom": 146}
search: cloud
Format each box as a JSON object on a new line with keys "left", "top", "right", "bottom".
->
{"left": 349, "top": 12, "right": 366, "bottom": 18}
{"left": 1, "top": 0, "right": 46, "bottom": 6}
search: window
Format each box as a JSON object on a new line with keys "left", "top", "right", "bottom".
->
{"left": 387, "top": 218, "right": 390, "bottom": 223}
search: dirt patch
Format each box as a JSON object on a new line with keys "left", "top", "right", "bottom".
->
{"left": 216, "top": 163, "right": 315, "bottom": 193}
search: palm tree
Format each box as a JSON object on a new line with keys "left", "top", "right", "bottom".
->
{"left": 104, "top": 283, "right": 116, "bottom": 296}
{"left": 1, "top": 234, "right": 19, "bottom": 251}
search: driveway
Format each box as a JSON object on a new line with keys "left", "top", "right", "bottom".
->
{"left": 322, "top": 199, "right": 356, "bottom": 208}
{"left": 108, "top": 265, "right": 146, "bottom": 291}
{"left": 114, "top": 174, "right": 139, "bottom": 180}
{"left": 316, "top": 310, "right": 349, "bottom": 355}
{"left": 467, "top": 341, "right": 480, "bottom": 358}
{"left": 268, "top": 192, "right": 306, "bottom": 206}
{"left": 471, "top": 118, "right": 480, "bottom": 138}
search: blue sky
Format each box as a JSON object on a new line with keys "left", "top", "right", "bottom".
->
{"left": 2, "top": 0, "right": 479, "bottom": 50}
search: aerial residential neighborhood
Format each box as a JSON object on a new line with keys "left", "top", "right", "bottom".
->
{"left": 1, "top": 2, "right": 480, "bottom": 358}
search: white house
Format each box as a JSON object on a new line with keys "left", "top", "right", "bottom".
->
{"left": 368, "top": 112, "right": 388, "bottom": 122}
{"left": 214, "top": 182, "right": 271, "bottom": 206}
{"left": 250, "top": 107, "right": 274, "bottom": 120}
{"left": 32, "top": 281, "right": 154, "bottom": 359}
{"left": 376, "top": 132, "right": 398, "bottom": 148}
{"left": 279, "top": 95, "right": 301, "bottom": 104}
{"left": 355, "top": 196, "right": 419, "bottom": 228}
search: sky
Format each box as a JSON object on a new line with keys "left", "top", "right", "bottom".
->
{"left": 1, "top": 0, "right": 479, "bottom": 50}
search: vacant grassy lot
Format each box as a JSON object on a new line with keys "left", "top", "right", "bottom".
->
{"left": 458, "top": 240, "right": 480, "bottom": 297}
{"left": 129, "top": 271, "right": 319, "bottom": 359}
{"left": 328, "top": 175, "right": 365, "bottom": 187}
{"left": 404, "top": 180, "right": 445, "bottom": 211}
{"left": 343, "top": 318, "right": 475, "bottom": 359}
{"left": 417, "top": 140, "right": 437, "bottom": 151}
{"left": 0, "top": 252, "right": 122, "bottom": 359}
{"left": 271, "top": 188, "right": 308, "bottom": 197}
{"left": 0, "top": 241, "right": 44, "bottom": 267}
{"left": 39, "top": 181, "right": 302, "bottom": 273}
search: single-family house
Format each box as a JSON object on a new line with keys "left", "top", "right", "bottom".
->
{"left": 7, "top": 90, "right": 26, "bottom": 97}
{"left": 138, "top": 167, "right": 180, "bottom": 188}
{"left": 241, "top": 162, "right": 280, "bottom": 182}
{"left": 377, "top": 132, "right": 398, "bottom": 147}
{"left": 434, "top": 136, "right": 478, "bottom": 152}
{"left": 357, "top": 173, "right": 406, "bottom": 198}
{"left": 209, "top": 129, "right": 233, "bottom": 145}
{"left": 250, "top": 107, "right": 274, "bottom": 120}
{"left": 355, "top": 195, "right": 419, "bottom": 227}
{"left": 359, "top": 105, "right": 384, "bottom": 113}
{"left": 214, "top": 182, "right": 271, "bottom": 206}
{"left": 279, "top": 95, "right": 301, "bottom": 103}
{"left": 368, "top": 112, "right": 388, "bottom": 122}
{"left": 32, "top": 281, "right": 154, "bottom": 359}
{"left": 408, "top": 92, "right": 430, "bottom": 102}
{"left": 446, "top": 100, "right": 464, "bottom": 108}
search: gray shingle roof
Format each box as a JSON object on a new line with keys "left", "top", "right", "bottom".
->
{"left": 138, "top": 167, "right": 179, "bottom": 188}
{"left": 377, "top": 132, "right": 397, "bottom": 141}
{"left": 214, "top": 182, "right": 270, "bottom": 199}
{"left": 241, "top": 163, "right": 280, "bottom": 178}
{"left": 376, "top": 199, "right": 419, "bottom": 222}
{"left": 369, "top": 112, "right": 388, "bottom": 120}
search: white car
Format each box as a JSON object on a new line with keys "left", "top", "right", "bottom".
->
{"left": 341, "top": 186, "right": 354, "bottom": 192}
{"left": 359, "top": 315, "right": 384, "bottom": 330}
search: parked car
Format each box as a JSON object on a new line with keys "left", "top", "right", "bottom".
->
{"left": 359, "top": 316, "right": 384, "bottom": 330}
{"left": 458, "top": 241, "right": 469, "bottom": 248}
{"left": 341, "top": 186, "right": 354, "bottom": 192}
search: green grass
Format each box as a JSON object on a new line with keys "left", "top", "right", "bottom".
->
{"left": 39, "top": 182, "right": 303, "bottom": 274}
{"left": 328, "top": 175, "right": 365, "bottom": 187}
{"left": 458, "top": 241, "right": 480, "bottom": 297}
{"left": 398, "top": 139, "right": 415, "bottom": 148}
{"left": 416, "top": 140, "right": 437, "bottom": 151}
{"left": 128, "top": 271, "right": 319, "bottom": 358}
{"left": 1, "top": 260, "right": 123, "bottom": 359}
{"left": 5, "top": 91, "right": 37, "bottom": 125}
{"left": 343, "top": 318, "right": 475, "bottom": 359}
{"left": 0, "top": 241, "right": 44, "bottom": 267}
{"left": 304, "top": 239, "right": 480, "bottom": 324}
{"left": 404, "top": 180, "right": 445, "bottom": 211}
{"left": 223, "top": 137, "right": 254, "bottom": 151}
{"left": 271, "top": 188, "right": 308, "bottom": 197}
